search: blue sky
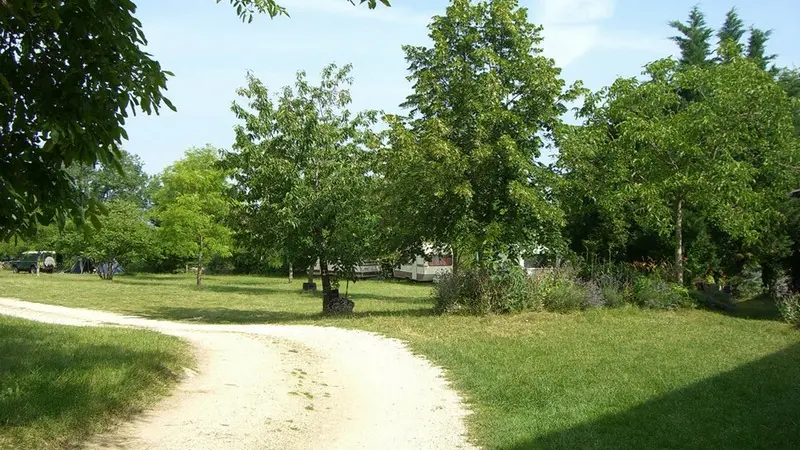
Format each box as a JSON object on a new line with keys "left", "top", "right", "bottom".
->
{"left": 126, "top": 0, "right": 800, "bottom": 174}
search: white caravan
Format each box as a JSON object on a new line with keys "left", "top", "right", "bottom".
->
{"left": 393, "top": 245, "right": 549, "bottom": 282}
{"left": 312, "top": 260, "right": 382, "bottom": 279}
{"left": 392, "top": 252, "right": 453, "bottom": 282}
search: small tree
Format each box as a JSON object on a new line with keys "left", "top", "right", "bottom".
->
{"left": 227, "top": 63, "right": 379, "bottom": 307}
{"left": 153, "top": 147, "right": 232, "bottom": 287}
{"left": 84, "top": 200, "right": 154, "bottom": 280}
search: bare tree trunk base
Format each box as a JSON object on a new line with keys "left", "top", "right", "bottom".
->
{"left": 322, "top": 289, "right": 354, "bottom": 314}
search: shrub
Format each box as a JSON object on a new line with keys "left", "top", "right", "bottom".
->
{"left": 435, "top": 260, "right": 695, "bottom": 315}
{"left": 729, "top": 261, "right": 763, "bottom": 298}
{"left": 433, "top": 262, "right": 541, "bottom": 315}
{"left": 433, "top": 270, "right": 474, "bottom": 314}
{"left": 633, "top": 277, "right": 692, "bottom": 310}
{"left": 486, "top": 263, "right": 540, "bottom": 313}
{"left": 583, "top": 280, "right": 604, "bottom": 309}
{"left": 537, "top": 267, "right": 593, "bottom": 312}
{"left": 777, "top": 295, "right": 800, "bottom": 328}
{"left": 542, "top": 279, "right": 589, "bottom": 312}
{"left": 600, "top": 283, "right": 630, "bottom": 308}
{"left": 769, "top": 270, "right": 792, "bottom": 301}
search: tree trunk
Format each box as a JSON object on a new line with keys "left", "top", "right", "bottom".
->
{"left": 288, "top": 262, "right": 293, "bottom": 283}
{"left": 108, "top": 261, "right": 115, "bottom": 281}
{"left": 321, "top": 260, "right": 332, "bottom": 293}
{"left": 301, "top": 264, "right": 317, "bottom": 291}
{"left": 197, "top": 235, "right": 204, "bottom": 287}
{"left": 675, "top": 199, "right": 684, "bottom": 285}
{"left": 452, "top": 247, "right": 459, "bottom": 277}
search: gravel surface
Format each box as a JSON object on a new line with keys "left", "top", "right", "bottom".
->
{"left": 0, "top": 298, "right": 477, "bottom": 450}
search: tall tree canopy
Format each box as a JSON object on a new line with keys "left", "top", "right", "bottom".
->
{"left": 226, "top": 63, "right": 379, "bottom": 297}
{"left": 778, "top": 68, "right": 800, "bottom": 135}
{"left": 668, "top": 6, "right": 713, "bottom": 67}
{"left": 152, "top": 146, "right": 233, "bottom": 286}
{"left": 67, "top": 150, "right": 152, "bottom": 209}
{"left": 0, "top": 0, "right": 175, "bottom": 240}
{"left": 559, "top": 58, "right": 800, "bottom": 284}
{"left": 716, "top": 7, "right": 746, "bottom": 60}
{"left": 0, "top": 0, "right": 389, "bottom": 242}
{"left": 380, "top": 0, "right": 576, "bottom": 269}
{"left": 746, "top": 28, "right": 777, "bottom": 71}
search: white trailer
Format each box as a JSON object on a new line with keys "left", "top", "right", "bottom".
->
{"left": 393, "top": 246, "right": 548, "bottom": 282}
{"left": 312, "top": 260, "right": 382, "bottom": 279}
{"left": 393, "top": 253, "right": 453, "bottom": 282}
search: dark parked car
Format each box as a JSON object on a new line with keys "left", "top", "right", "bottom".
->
{"left": 9, "top": 251, "right": 57, "bottom": 274}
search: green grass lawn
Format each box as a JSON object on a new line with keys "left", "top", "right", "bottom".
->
{"left": 1, "top": 271, "right": 799, "bottom": 449}
{"left": 0, "top": 314, "right": 192, "bottom": 450}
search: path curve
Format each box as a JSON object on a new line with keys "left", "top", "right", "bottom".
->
{"left": 0, "top": 298, "right": 476, "bottom": 450}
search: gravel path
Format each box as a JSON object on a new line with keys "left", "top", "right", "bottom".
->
{"left": 0, "top": 298, "right": 477, "bottom": 450}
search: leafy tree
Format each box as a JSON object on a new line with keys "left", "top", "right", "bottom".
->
{"left": 84, "top": 200, "right": 155, "bottom": 280}
{"left": 0, "top": 0, "right": 175, "bottom": 241}
{"left": 747, "top": 28, "right": 777, "bottom": 72}
{"left": 777, "top": 68, "right": 800, "bottom": 135}
{"left": 668, "top": 6, "right": 713, "bottom": 67}
{"left": 380, "top": 0, "right": 574, "bottom": 270}
{"left": 559, "top": 58, "right": 799, "bottom": 284}
{"left": 0, "top": 225, "right": 59, "bottom": 259}
{"left": 716, "top": 7, "right": 746, "bottom": 62}
{"left": 67, "top": 150, "right": 152, "bottom": 208}
{"left": 226, "top": 63, "right": 379, "bottom": 299}
{"left": 152, "top": 147, "right": 233, "bottom": 287}
{"left": 1, "top": 0, "right": 389, "bottom": 242}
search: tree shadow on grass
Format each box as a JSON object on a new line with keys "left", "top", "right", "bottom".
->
{"left": 115, "top": 277, "right": 430, "bottom": 301}
{"left": 0, "top": 321, "right": 181, "bottom": 436}
{"left": 138, "top": 306, "right": 437, "bottom": 324}
{"left": 726, "top": 295, "right": 784, "bottom": 321}
{"left": 200, "top": 284, "right": 291, "bottom": 296}
{"left": 503, "top": 342, "right": 800, "bottom": 450}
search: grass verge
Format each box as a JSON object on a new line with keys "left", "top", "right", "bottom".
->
{"left": 0, "top": 314, "right": 192, "bottom": 450}
{"left": 1, "top": 271, "right": 799, "bottom": 449}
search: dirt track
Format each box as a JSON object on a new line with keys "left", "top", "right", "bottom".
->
{"left": 0, "top": 298, "right": 476, "bottom": 450}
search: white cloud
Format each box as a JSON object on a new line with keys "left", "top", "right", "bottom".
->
{"left": 539, "top": 0, "right": 615, "bottom": 24}
{"left": 598, "top": 33, "right": 674, "bottom": 55}
{"left": 528, "top": 0, "right": 616, "bottom": 67}
{"left": 539, "top": 25, "right": 601, "bottom": 67}
{"left": 527, "top": 0, "right": 667, "bottom": 68}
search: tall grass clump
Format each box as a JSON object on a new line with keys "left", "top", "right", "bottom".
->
{"left": 772, "top": 272, "right": 800, "bottom": 328}
{"left": 633, "top": 276, "right": 693, "bottom": 310}
{"left": 777, "top": 296, "right": 800, "bottom": 328}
